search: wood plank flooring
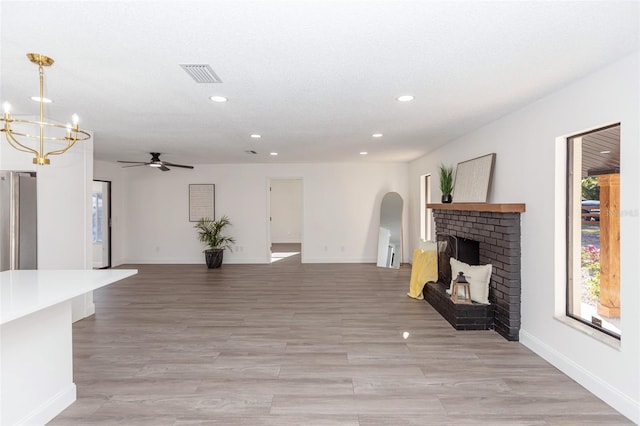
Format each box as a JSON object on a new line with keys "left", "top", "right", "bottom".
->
{"left": 50, "top": 252, "right": 631, "bottom": 425}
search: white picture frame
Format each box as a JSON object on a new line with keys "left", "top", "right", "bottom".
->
{"left": 189, "top": 184, "right": 215, "bottom": 222}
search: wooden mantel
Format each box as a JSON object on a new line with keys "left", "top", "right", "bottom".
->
{"left": 427, "top": 203, "right": 526, "bottom": 213}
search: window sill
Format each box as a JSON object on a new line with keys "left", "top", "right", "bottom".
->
{"left": 554, "top": 315, "right": 621, "bottom": 350}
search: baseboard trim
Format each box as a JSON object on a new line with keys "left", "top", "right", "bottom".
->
{"left": 15, "top": 383, "right": 76, "bottom": 426}
{"left": 122, "top": 258, "right": 386, "bottom": 264}
{"left": 520, "top": 330, "right": 639, "bottom": 424}
{"left": 302, "top": 257, "right": 377, "bottom": 263}
{"left": 123, "top": 258, "right": 269, "bottom": 265}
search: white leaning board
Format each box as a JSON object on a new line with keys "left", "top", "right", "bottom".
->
{"left": 453, "top": 153, "right": 496, "bottom": 203}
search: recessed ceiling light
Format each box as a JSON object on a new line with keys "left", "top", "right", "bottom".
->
{"left": 250, "top": 134, "right": 261, "bottom": 139}
{"left": 372, "top": 133, "right": 383, "bottom": 138}
{"left": 360, "top": 151, "right": 368, "bottom": 155}
{"left": 30, "top": 96, "right": 52, "bottom": 103}
{"left": 600, "top": 150, "right": 611, "bottom": 154}
{"left": 209, "top": 95, "right": 227, "bottom": 103}
{"left": 396, "top": 95, "right": 414, "bottom": 102}
{"left": 270, "top": 152, "right": 278, "bottom": 156}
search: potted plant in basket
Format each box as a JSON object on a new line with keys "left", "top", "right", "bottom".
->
{"left": 439, "top": 163, "right": 454, "bottom": 203}
{"left": 194, "top": 215, "right": 235, "bottom": 268}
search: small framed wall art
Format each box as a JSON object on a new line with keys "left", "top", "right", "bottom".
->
{"left": 189, "top": 184, "right": 215, "bottom": 222}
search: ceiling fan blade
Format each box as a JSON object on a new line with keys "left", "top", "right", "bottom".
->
{"left": 122, "top": 163, "right": 151, "bottom": 168}
{"left": 163, "top": 162, "right": 194, "bottom": 169}
{"left": 118, "top": 154, "right": 192, "bottom": 171}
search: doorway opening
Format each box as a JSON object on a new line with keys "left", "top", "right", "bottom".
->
{"left": 92, "top": 180, "right": 111, "bottom": 269}
{"left": 268, "top": 178, "right": 303, "bottom": 263}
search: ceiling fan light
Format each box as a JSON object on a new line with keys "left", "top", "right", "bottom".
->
{"left": 31, "top": 96, "right": 52, "bottom": 103}
{"left": 396, "top": 95, "right": 414, "bottom": 102}
{"left": 149, "top": 163, "right": 161, "bottom": 168}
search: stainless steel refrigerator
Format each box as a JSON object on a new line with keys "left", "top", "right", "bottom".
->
{"left": 0, "top": 171, "right": 37, "bottom": 271}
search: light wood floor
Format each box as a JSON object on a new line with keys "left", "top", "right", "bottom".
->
{"left": 50, "top": 255, "right": 631, "bottom": 425}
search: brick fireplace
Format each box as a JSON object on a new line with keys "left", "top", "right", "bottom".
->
{"left": 427, "top": 203, "right": 525, "bottom": 341}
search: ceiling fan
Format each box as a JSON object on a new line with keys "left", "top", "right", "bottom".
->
{"left": 117, "top": 152, "right": 194, "bottom": 172}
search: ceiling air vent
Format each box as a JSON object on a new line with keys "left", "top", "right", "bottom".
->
{"left": 179, "top": 64, "right": 222, "bottom": 83}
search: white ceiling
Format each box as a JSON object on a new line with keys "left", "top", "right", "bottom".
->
{"left": 1, "top": 1, "right": 638, "bottom": 166}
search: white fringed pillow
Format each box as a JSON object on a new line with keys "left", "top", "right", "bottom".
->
{"left": 447, "top": 258, "right": 492, "bottom": 304}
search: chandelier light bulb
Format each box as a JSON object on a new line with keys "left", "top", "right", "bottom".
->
{"left": 2, "top": 102, "right": 10, "bottom": 114}
{"left": 72, "top": 114, "right": 79, "bottom": 125}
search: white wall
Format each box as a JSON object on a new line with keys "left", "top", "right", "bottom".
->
{"left": 102, "top": 162, "right": 408, "bottom": 265}
{"left": 408, "top": 52, "right": 639, "bottom": 422}
{"left": 0, "top": 131, "right": 95, "bottom": 320}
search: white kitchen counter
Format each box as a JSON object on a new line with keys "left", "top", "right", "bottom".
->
{"left": 0, "top": 269, "right": 137, "bottom": 425}
{"left": 1, "top": 269, "right": 137, "bottom": 325}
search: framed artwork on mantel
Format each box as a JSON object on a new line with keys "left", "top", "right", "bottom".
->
{"left": 453, "top": 153, "right": 496, "bottom": 203}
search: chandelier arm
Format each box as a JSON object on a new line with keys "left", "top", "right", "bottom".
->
{"left": 4, "top": 119, "right": 91, "bottom": 141}
{"left": 43, "top": 139, "right": 78, "bottom": 158}
{"left": 4, "top": 130, "right": 39, "bottom": 155}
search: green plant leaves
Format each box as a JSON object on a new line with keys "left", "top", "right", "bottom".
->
{"left": 194, "top": 215, "right": 236, "bottom": 251}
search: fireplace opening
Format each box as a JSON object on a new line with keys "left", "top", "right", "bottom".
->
{"left": 436, "top": 233, "right": 480, "bottom": 284}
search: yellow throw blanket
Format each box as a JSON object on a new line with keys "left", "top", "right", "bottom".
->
{"left": 408, "top": 248, "right": 438, "bottom": 299}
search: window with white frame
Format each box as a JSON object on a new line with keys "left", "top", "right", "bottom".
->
{"left": 566, "top": 124, "right": 620, "bottom": 339}
{"left": 420, "top": 174, "right": 432, "bottom": 241}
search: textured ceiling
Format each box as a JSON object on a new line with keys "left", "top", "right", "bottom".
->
{"left": 1, "top": 1, "right": 638, "bottom": 166}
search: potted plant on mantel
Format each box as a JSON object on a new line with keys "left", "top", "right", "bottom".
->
{"left": 194, "top": 215, "right": 236, "bottom": 268}
{"left": 439, "top": 163, "right": 454, "bottom": 203}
